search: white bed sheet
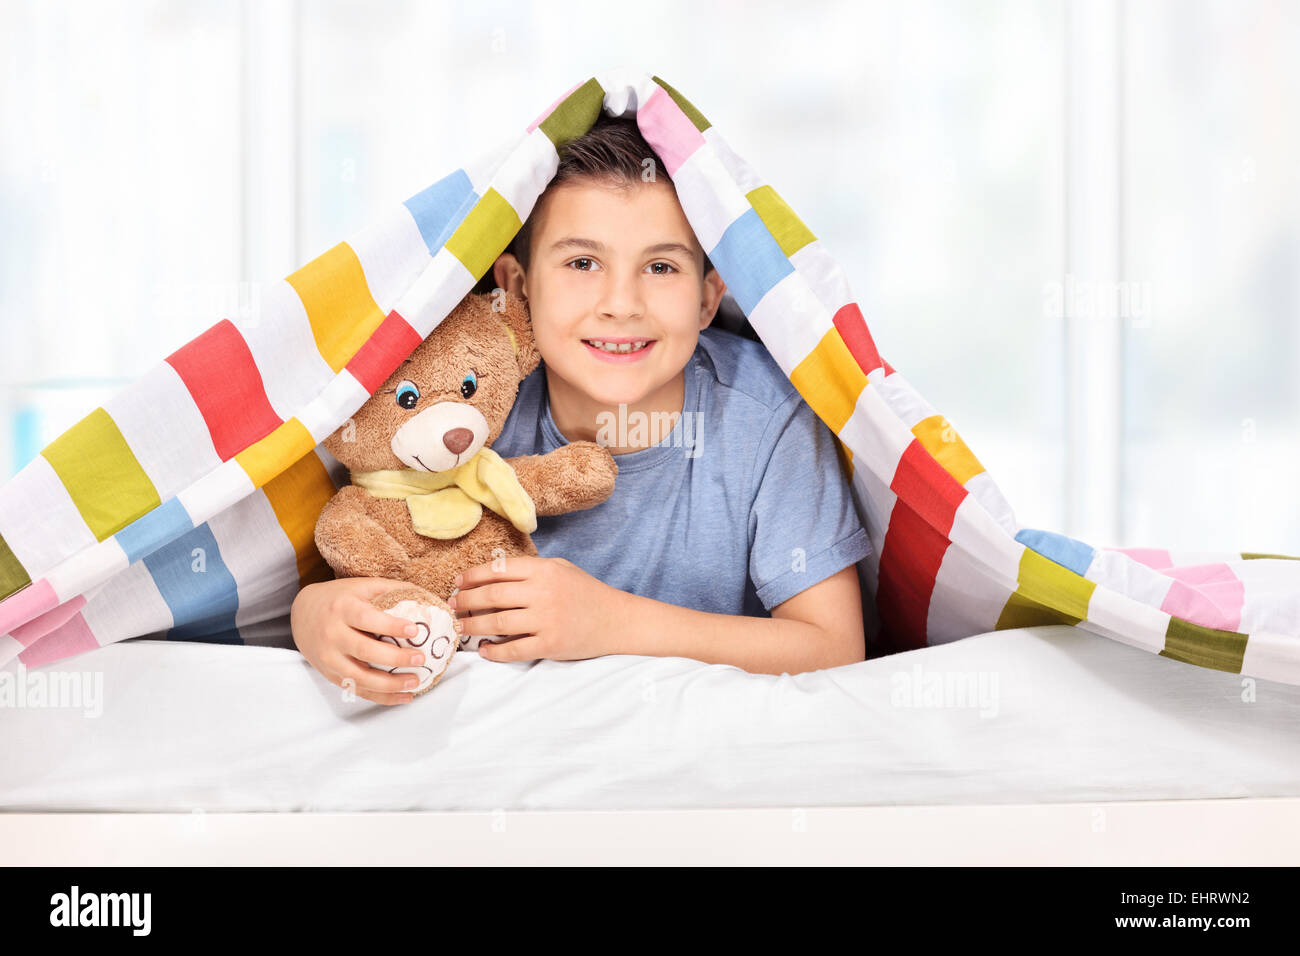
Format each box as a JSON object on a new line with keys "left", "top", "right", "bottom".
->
{"left": 0, "top": 624, "right": 1297, "bottom": 811}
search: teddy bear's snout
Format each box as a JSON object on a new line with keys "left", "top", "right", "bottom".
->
{"left": 390, "top": 400, "right": 490, "bottom": 474}
{"left": 442, "top": 428, "right": 474, "bottom": 455}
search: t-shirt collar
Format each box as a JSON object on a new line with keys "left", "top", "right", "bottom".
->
{"left": 539, "top": 347, "right": 703, "bottom": 474}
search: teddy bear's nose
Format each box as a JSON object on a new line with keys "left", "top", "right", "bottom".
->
{"left": 442, "top": 427, "right": 474, "bottom": 455}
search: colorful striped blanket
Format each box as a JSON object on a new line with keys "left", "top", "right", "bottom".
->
{"left": 2, "top": 68, "right": 1298, "bottom": 684}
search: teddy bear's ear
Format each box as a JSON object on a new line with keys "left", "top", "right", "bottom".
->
{"left": 494, "top": 288, "right": 542, "bottom": 379}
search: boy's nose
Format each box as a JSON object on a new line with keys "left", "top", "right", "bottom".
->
{"left": 442, "top": 428, "right": 474, "bottom": 455}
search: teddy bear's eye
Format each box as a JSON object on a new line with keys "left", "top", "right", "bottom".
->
{"left": 395, "top": 380, "right": 420, "bottom": 410}
{"left": 460, "top": 371, "right": 477, "bottom": 399}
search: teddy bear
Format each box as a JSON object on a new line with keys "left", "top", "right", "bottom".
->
{"left": 313, "top": 289, "right": 618, "bottom": 695}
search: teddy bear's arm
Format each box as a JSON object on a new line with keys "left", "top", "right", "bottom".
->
{"left": 507, "top": 441, "right": 617, "bottom": 516}
{"left": 314, "top": 485, "right": 412, "bottom": 579}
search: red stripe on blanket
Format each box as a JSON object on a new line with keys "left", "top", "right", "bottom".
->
{"left": 166, "top": 320, "right": 283, "bottom": 460}
{"left": 891, "top": 438, "right": 968, "bottom": 535}
{"left": 874, "top": 440, "right": 968, "bottom": 651}
{"left": 17, "top": 611, "right": 98, "bottom": 667}
{"left": 875, "top": 501, "right": 951, "bottom": 652}
{"left": 345, "top": 310, "right": 424, "bottom": 395}
{"left": 832, "top": 302, "right": 884, "bottom": 375}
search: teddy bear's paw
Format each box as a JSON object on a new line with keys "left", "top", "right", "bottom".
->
{"left": 372, "top": 598, "right": 460, "bottom": 696}
{"left": 447, "top": 585, "right": 509, "bottom": 652}
{"left": 555, "top": 441, "right": 618, "bottom": 505}
{"left": 567, "top": 440, "right": 618, "bottom": 475}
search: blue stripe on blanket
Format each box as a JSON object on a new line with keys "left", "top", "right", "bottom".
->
{"left": 405, "top": 169, "right": 477, "bottom": 257}
{"left": 707, "top": 207, "right": 794, "bottom": 315}
{"left": 115, "top": 497, "right": 195, "bottom": 564}
{"left": 1015, "top": 528, "right": 1097, "bottom": 577}
{"left": 141, "top": 524, "right": 242, "bottom": 643}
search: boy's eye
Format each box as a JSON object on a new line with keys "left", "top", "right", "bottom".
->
{"left": 461, "top": 371, "right": 477, "bottom": 399}
{"left": 567, "top": 258, "right": 677, "bottom": 275}
{"left": 395, "top": 380, "right": 420, "bottom": 410}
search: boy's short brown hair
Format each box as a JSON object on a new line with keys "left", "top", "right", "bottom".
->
{"left": 472, "top": 113, "right": 715, "bottom": 293}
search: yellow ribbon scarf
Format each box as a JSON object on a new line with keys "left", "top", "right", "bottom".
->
{"left": 351, "top": 446, "right": 537, "bottom": 540}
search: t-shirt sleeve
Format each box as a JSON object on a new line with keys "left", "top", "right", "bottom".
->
{"left": 747, "top": 392, "right": 874, "bottom": 611}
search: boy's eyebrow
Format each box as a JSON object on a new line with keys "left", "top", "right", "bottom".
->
{"left": 549, "top": 236, "right": 697, "bottom": 258}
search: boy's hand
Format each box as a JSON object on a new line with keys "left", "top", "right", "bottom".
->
{"left": 450, "top": 556, "right": 624, "bottom": 663}
{"left": 290, "top": 577, "right": 439, "bottom": 705}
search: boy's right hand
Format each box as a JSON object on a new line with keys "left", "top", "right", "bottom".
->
{"left": 290, "top": 576, "right": 434, "bottom": 706}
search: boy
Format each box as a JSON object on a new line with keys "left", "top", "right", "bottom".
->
{"left": 291, "top": 115, "right": 872, "bottom": 705}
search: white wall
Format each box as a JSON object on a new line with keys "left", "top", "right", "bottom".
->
{"left": 1, "top": 0, "right": 1297, "bottom": 554}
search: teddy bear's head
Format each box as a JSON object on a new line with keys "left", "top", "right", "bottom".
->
{"left": 323, "top": 289, "right": 540, "bottom": 473}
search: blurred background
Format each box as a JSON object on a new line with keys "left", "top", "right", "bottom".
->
{"left": 1, "top": 0, "right": 1297, "bottom": 554}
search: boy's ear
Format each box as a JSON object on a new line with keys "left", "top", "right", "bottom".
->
{"left": 700, "top": 268, "right": 727, "bottom": 329}
{"left": 494, "top": 288, "right": 542, "bottom": 379}
{"left": 492, "top": 251, "right": 527, "bottom": 299}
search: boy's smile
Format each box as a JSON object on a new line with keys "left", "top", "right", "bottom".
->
{"left": 580, "top": 336, "right": 656, "bottom": 363}
{"left": 492, "top": 178, "right": 727, "bottom": 452}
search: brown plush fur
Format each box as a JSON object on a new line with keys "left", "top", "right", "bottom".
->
{"left": 313, "top": 289, "right": 617, "bottom": 692}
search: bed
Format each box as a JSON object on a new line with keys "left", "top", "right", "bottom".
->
{"left": 2, "top": 621, "right": 1297, "bottom": 865}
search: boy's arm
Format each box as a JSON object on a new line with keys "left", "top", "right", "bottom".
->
{"left": 608, "top": 565, "right": 865, "bottom": 675}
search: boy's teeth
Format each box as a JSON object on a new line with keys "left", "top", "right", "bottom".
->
{"left": 587, "top": 339, "right": 649, "bottom": 353}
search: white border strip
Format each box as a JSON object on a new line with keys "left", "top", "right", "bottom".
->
{"left": 1, "top": 799, "right": 1296, "bottom": 865}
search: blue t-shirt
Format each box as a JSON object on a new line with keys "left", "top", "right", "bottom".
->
{"left": 492, "top": 326, "right": 873, "bottom": 617}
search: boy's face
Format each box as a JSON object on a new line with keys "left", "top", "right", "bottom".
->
{"left": 494, "top": 178, "right": 726, "bottom": 409}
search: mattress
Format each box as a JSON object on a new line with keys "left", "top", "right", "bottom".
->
{"left": 1, "top": 623, "right": 1296, "bottom": 812}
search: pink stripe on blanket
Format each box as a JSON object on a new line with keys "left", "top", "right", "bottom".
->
{"left": 1160, "top": 564, "right": 1246, "bottom": 632}
{"left": 637, "top": 86, "right": 705, "bottom": 177}
{"left": 1107, "top": 547, "right": 1174, "bottom": 570}
{"left": 17, "top": 612, "right": 100, "bottom": 668}
{"left": 0, "top": 578, "right": 58, "bottom": 636}
{"left": 10, "top": 594, "right": 87, "bottom": 647}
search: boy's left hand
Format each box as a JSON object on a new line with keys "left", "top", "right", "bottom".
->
{"left": 449, "top": 555, "right": 625, "bottom": 663}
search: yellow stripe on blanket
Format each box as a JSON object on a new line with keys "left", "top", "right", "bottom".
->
{"left": 996, "top": 547, "right": 1096, "bottom": 630}
{"left": 262, "top": 450, "right": 339, "bottom": 587}
{"left": 235, "top": 418, "right": 318, "bottom": 490}
{"left": 746, "top": 185, "right": 816, "bottom": 258}
{"left": 912, "top": 414, "right": 985, "bottom": 486}
{"left": 43, "top": 407, "right": 160, "bottom": 541}
{"left": 287, "top": 241, "right": 386, "bottom": 373}
{"left": 445, "top": 188, "right": 523, "bottom": 282}
{"left": 791, "top": 328, "right": 868, "bottom": 435}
